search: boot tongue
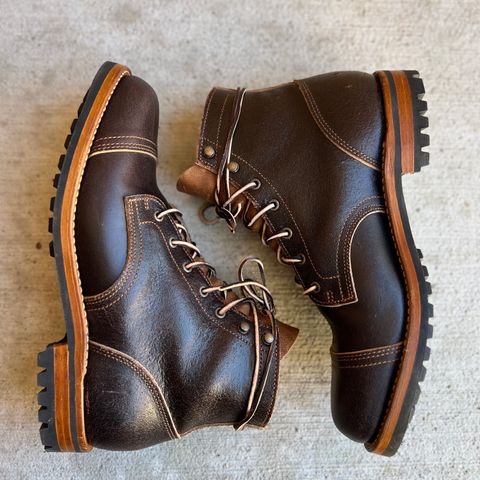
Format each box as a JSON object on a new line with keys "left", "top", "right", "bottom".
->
{"left": 177, "top": 164, "right": 217, "bottom": 203}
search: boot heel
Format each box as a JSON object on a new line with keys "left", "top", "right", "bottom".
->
{"left": 37, "top": 341, "right": 75, "bottom": 452}
{"left": 375, "top": 70, "right": 429, "bottom": 174}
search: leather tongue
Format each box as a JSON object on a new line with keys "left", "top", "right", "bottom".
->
{"left": 177, "top": 164, "right": 217, "bottom": 203}
{"left": 277, "top": 321, "right": 299, "bottom": 359}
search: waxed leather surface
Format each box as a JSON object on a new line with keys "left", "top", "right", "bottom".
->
{"left": 185, "top": 71, "right": 408, "bottom": 443}
{"left": 76, "top": 75, "right": 280, "bottom": 450}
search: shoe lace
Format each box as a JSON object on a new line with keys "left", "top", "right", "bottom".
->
{"left": 155, "top": 207, "right": 278, "bottom": 429}
{"left": 205, "top": 88, "right": 320, "bottom": 297}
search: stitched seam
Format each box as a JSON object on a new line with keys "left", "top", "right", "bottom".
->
{"left": 333, "top": 351, "right": 402, "bottom": 362}
{"left": 333, "top": 359, "right": 400, "bottom": 369}
{"left": 203, "top": 136, "right": 338, "bottom": 282}
{"left": 91, "top": 142, "right": 157, "bottom": 152}
{"left": 70, "top": 69, "right": 129, "bottom": 380}
{"left": 198, "top": 89, "right": 216, "bottom": 161}
{"left": 138, "top": 201, "right": 252, "bottom": 345}
{"left": 90, "top": 342, "right": 177, "bottom": 440}
{"left": 216, "top": 94, "right": 229, "bottom": 149}
{"left": 94, "top": 135, "right": 157, "bottom": 146}
{"left": 331, "top": 343, "right": 403, "bottom": 358}
{"left": 138, "top": 195, "right": 262, "bottom": 330}
{"left": 336, "top": 197, "right": 385, "bottom": 298}
{"left": 85, "top": 200, "right": 144, "bottom": 309}
{"left": 84, "top": 201, "right": 137, "bottom": 303}
{"left": 262, "top": 340, "right": 279, "bottom": 426}
{"left": 296, "top": 80, "right": 380, "bottom": 168}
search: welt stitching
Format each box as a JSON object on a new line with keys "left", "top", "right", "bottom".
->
{"left": 334, "top": 358, "right": 400, "bottom": 369}
{"left": 203, "top": 135, "right": 338, "bottom": 281}
{"left": 86, "top": 200, "right": 144, "bottom": 310}
{"left": 373, "top": 131, "right": 412, "bottom": 445}
{"left": 90, "top": 343, "right": 176, "bottom": 440}
{"left": 94, "top": 135, "right": 157, "bottom": 146}
{"left": 296, "top": 80, "right": 380, "bottom": 168}
{"left": 139, "top": 216, "right": 251, "bottom": 345}
{"left": 85, "top": 201, "right": 137, "bottom": 304}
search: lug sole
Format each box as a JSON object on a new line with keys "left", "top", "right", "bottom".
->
{"left": 38, "top": 61, "right": 130, "bottom": 452}
{"left": 367, "top": 70, "right": 433, "bottom": 456}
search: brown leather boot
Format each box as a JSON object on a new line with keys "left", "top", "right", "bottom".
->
{"left": 177, "top": 70, "right": 433, "bottom": 455}
{"left": 38, "top": 62, "right": 298, "bottom": 452}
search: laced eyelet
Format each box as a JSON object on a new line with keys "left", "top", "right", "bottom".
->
{"left": 269, "top": 199, "right": 279, "bottom": 211}
{"left": 310, "top": 282, "right": 320, "bottom": 293}
{"left": 199, "top": 287, "right": 209, "bottom": 297}
{"left": 297, "top": 253, "right": 306, "bottom": 265}
{"left": 283, "top": 227, "right": 293, "bottom": 239}
{"left": 183, "top": 262, "right": 192, "bottom": 273}
{"left": 215, "top": 307, "right": 226, "bottom": 319}
{"left": 154, "top": 211, "right": 163, "bottom": 222}
{"left": 251, "top": 178, "right": 261, "bottom": 190}
{"left": 169, "top": 238, "right": 177, "bottom": 248}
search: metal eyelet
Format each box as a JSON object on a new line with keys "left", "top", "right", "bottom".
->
{"left": 251, "top": 178, "right": 261, "bottom": 190}
{"left": 215, "top": 307, "right": 226, "bottom": 319}
{"left": 297, "top": 253, "right": 306, "bottom": 265}
{"left": 263, "top": 331, "right": 274, "bottom": 345}
{"left": 270, "top": 199, "right": 280, "bottom": 211}
{"left": 154, "top": 211, "right": 163, "bottom": 222}
{"left": 199, "top": 287, "right": 209, "bottom": 297}
{"left": 283, "top": 227, "right": 293, "bottom": 239}
{"left": 311, "top": 282, "right": 320, "bottom": 293}
{"left": 227, "top": 161, "right": 239, "bottom": 173}
{"left": 169, "top": 238, "right": 177, "bottom": 248}
{"left": 239, "top": 321, "right": 250, "bottom": 334}
{"left": 203, "top": 145, "right": 215, "bottom": 159}
{"left": 183, "top": 262, "right": 192, "bottom": 273}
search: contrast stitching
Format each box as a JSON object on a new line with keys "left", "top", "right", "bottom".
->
{"left": 198, "top": 89, "right": 216, "bottom": 162}
{"left": 94, "top": 135, "right": 157, "bottom": 146}
{"left": 296, "top": 80, "right": 380, "bottom": 170}
{"left": 89, "top": 341, "right": 179, "bottom": 440}
{"left": 331, "top": 342, "right": 403, "bottom": 358}
{"left": 91, "top": 141, "right": 157, "bottom": 150}
{"left": 216, "top": 94, "right": 229, "bottom": 149}
{"left": 203, "top": 136, "right": 338, "bottom": 282}
{"left": 85, "top": 199, "right": 144, "bottom": 309}
{"left": 333, "top": 358, "right": 400, "bottom": 369}
{"left": 137, "top": 197, "right": 252, "bottom": 345}
{"left": 335, "top": 196, "right": 385, "bottom": 298}
{"left": 85, "top": 200, "right": 137, "bottom": 303}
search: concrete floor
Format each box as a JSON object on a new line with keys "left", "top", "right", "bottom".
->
{"left": 0, "top": 0, "right": 479, "bottom": 478}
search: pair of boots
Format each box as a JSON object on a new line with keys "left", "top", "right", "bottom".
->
{"left": 38, "top": 62, "right": 432, "bottom": 456}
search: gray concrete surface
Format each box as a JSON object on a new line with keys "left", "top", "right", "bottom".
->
{"left": 0, "top": 0, "right": 479, "bottom": 478}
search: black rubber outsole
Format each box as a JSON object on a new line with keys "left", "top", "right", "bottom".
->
{"left": 38, "top": 62, "right": 118, "bottom": 452}
{"left": 375, "top": 70, "right": 433, "bottom": 456}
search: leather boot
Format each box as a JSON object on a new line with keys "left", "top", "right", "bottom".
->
{"left": 38, "top": 62, "right": 298, "bottom": 452}
{"left": 177, "top": 70, "right": 433, "bottom": 455}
